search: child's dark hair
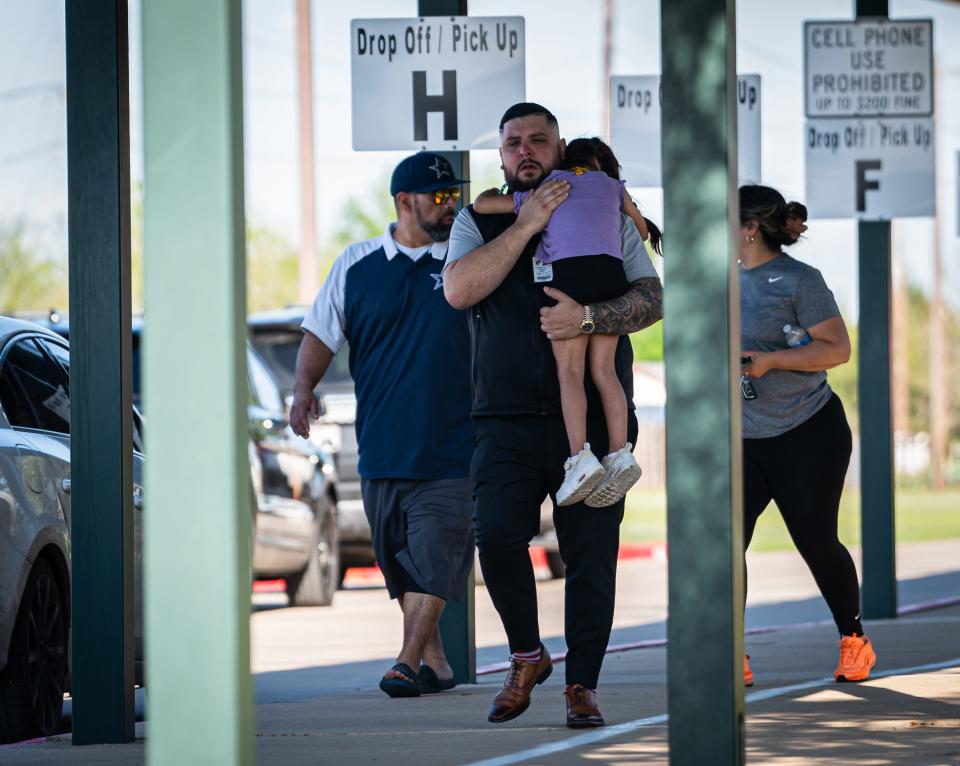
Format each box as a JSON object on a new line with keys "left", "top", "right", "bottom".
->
{"left": 564, "top": 137, "right": 621, "bottom": 179}
{"left": 563, "top": 137, "right": 663, "bottom": 256}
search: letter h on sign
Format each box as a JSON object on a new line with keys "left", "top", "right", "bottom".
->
{"left": 412, "top": 70, "right": 458, "bottom": 142}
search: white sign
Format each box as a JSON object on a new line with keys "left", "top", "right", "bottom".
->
{"left": 350, "top": 17, "right": 525, "bottom": 151}
{"left": 609, "top": 74, "right": 761, "bottom": 188}
{"left": 804, "top": 19, "right": 933, "bottom": 118}
{"left": 805, "top": 117, "right": 935, "bottom": 219}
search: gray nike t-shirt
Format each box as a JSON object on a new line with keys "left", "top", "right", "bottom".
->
{"left": 740, "top": 253, "right": 841, "bottom": 438}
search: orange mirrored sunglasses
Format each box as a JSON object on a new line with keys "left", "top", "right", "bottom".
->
{"left": 432, "top": 188, "right": 461, "bottom": 205}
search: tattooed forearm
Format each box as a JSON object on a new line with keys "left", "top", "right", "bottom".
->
{"left": 590, "top": 277, "right": 663, "bottom": 335}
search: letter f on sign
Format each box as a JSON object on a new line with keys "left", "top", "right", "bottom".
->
{"left": 412, "top": 70, "right": 458, "bottom": 142}
{"left": 856, "top": 159, "right": 882, "bottom": 213}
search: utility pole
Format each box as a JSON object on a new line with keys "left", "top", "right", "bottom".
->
{"left": 603, "top": 0, "right": 614, "bottom": 138}
{"left": 929, "top": 59, "right": 948, "bottom": 489}
{"left": 296, "top": 0, "right": 319, "bottom": 305}
{"left": 892, "top": 224, "right": 910, "bottom": 435}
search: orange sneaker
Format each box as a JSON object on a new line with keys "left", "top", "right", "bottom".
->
{"left": 834, "top": 633, "right": 877, "bottom": 682}
{"left": 744, "top": 654, "right": 754, "bottom": 687}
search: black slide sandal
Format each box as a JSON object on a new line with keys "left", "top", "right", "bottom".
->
{"left": 379, "top": 662, "right": 422, "bottom": 698}
{"left": 419, "top": 664, "right": 456, "bottom": 694}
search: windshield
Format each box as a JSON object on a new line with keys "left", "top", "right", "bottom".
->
{"left": 249, "top": 330, "right": 352, "bottom": 393}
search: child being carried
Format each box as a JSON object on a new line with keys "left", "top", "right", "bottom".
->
{"left": 474, "top": 137, "right": 661, "bottom": 507}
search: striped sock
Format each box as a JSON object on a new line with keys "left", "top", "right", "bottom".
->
{"left": 510, "top": 646, "right": 542, "bottom": 664}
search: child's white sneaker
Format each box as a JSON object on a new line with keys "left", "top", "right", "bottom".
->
{"left": 556, "top": 444, "right": 606, "bottom": 507}
{"left": 585, "top": 443, "right": 642, "bottom": 507}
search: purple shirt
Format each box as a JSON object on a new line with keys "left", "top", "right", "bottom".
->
{"left": 514, "top": 168, "right": 626, "bottom": 265}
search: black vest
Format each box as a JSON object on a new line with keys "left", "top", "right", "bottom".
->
{"left": 467, "top": 206, "right": 635, "bottom": 417}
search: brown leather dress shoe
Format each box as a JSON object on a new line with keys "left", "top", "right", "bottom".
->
{"left": 565, "top": 684, "right": 605, "bottom": 728}
{"left": 487, "top": 647, "right": 553, "bottom": 723}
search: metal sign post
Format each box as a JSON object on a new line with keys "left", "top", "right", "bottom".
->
{"left": 415, "top": 0, "right": 477, "bottom": 688}
{"left": 804, "top": 4, "right": 937, "bottom": 619}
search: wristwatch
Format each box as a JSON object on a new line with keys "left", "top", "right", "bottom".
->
{"left": 580, "top": 305, "right": 596, "bottom": 335}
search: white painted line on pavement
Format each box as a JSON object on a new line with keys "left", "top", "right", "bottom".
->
{"left": 476, "top": 595, "right": 960, "bottom": 677}
{"left": 461, "top": 656, "right": 960, "bottom": 766}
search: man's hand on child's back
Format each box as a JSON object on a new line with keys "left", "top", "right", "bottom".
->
{"left": 515, "top": 179, "right": 570, "bottom": 237}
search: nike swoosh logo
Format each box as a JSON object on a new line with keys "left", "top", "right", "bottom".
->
{"left": 768, "top": 276, "right": 783, "bottom": 283}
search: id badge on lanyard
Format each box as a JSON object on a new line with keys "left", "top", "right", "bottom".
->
{"left": 532, "top": 257, "right": 554, "bottom": 283}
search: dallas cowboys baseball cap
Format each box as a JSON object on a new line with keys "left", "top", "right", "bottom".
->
{"left": 390, "top": 152, "right": 469, "bottom": 196}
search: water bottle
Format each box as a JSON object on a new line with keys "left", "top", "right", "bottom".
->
{"left": 783, "top": 324, "right": 811, "bottom": 347}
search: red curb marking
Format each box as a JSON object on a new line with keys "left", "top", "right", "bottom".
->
{"left": 251, "top": 544, "right": 670, "bottom": 593}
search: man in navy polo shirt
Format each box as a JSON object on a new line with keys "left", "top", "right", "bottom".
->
{"left": 290, "top": 152, "right": 473, "bottom": 698}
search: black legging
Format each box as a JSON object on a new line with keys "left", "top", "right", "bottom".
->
{"left": 743, "top": 393, "right": 864, "bottom": 636}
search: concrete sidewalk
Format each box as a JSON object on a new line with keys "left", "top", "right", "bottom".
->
{"left": 3, "top": 542, "right": 959, "bottom": 765}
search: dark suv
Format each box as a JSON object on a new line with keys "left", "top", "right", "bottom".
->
{"left": 248, "top": 309, "right": 370, "bottom": 577}
{"left": 247, "top": 307, "right": 565, "bottom": 580}
{"left": 43, "top": 315, "right": 341, "bottom": 606}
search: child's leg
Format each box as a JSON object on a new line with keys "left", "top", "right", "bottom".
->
{"left": 551, "top": 335, "right": 591, "bottom": 455}
{"left": 587, "top": 334, "right": 627, "bottom": 451}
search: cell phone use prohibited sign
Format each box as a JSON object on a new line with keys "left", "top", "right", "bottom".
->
{"left": 351, "top": 17, "right": 525, "bottom": 151}
{"left": 804, "top": 19, "right": 933, "bottom": 119}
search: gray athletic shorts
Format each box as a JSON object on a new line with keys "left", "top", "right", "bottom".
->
{"left": 360, "top": 477, "right": 475, "bottom": 602}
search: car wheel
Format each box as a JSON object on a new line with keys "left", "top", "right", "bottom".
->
{"left": 0, "top": 559, "right": 68, "bottom": 743}
{"left": 546, "top": 550, "right": 566, "bottom": 580}
{"left": 286, "top": 495, "right": 340, "bottom": 607}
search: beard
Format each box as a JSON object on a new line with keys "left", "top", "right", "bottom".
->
{"left": 415, "top": 205, "right": 453, "bottom": 242}
{"left": 503, "top": 147, "right": 563, "bottom": 192}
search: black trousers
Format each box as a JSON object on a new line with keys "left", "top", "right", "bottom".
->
{"left": 471, "top": 411, "right": 638, "bottom": 688}
{"left": 743, "top": 393, "right": 863, "bottom": 636}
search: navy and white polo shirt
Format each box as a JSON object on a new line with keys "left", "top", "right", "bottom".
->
{"left": 302, "top": 224, "right": 472, "bottom": 480}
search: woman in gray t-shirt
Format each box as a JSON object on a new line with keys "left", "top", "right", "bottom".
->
{"left": 738, "top": 185, "right": 877, "bottom": 687}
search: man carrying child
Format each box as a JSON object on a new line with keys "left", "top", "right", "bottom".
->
{"left": 444, "top": 103, "right": 663, "bottom": 728}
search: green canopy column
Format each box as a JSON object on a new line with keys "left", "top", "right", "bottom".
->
{"left": 417, "top": 0, "right": 476, "bottom": 687}
{"left": 142, "top": 1, "right": 253, "bottom": 763}
{"left": 65, "top": 0, "right": 135, "bottom": 745}
{"left": 661, "top": 1, "right": 745, "bottom": 764}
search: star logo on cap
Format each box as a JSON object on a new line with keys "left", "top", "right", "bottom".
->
{"left": 428, "top": 158, "right": 450, "bottom": 180}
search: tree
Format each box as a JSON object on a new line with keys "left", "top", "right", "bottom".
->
{"left": 0, "top": 222, "right": 68, "bottom": 312}
{"left": 246, "top": 222, "right": 299, "bottom": 312}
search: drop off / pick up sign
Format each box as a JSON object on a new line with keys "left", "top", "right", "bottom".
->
{"left": 609, "top": 74, "right": 761, "bottom": 188}
{"left": 351, "top": 17, "right": 525, "bottom": 151}
{"left": 803, "top": 19, "right": 935, "bottom": 220}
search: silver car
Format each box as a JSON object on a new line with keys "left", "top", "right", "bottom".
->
{"left": 0, "top": 317, "right": 145, "bottom": 743}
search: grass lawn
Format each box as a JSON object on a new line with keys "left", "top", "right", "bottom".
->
{"left": 622, "top": 487, "right": 960, "bottom": 552}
